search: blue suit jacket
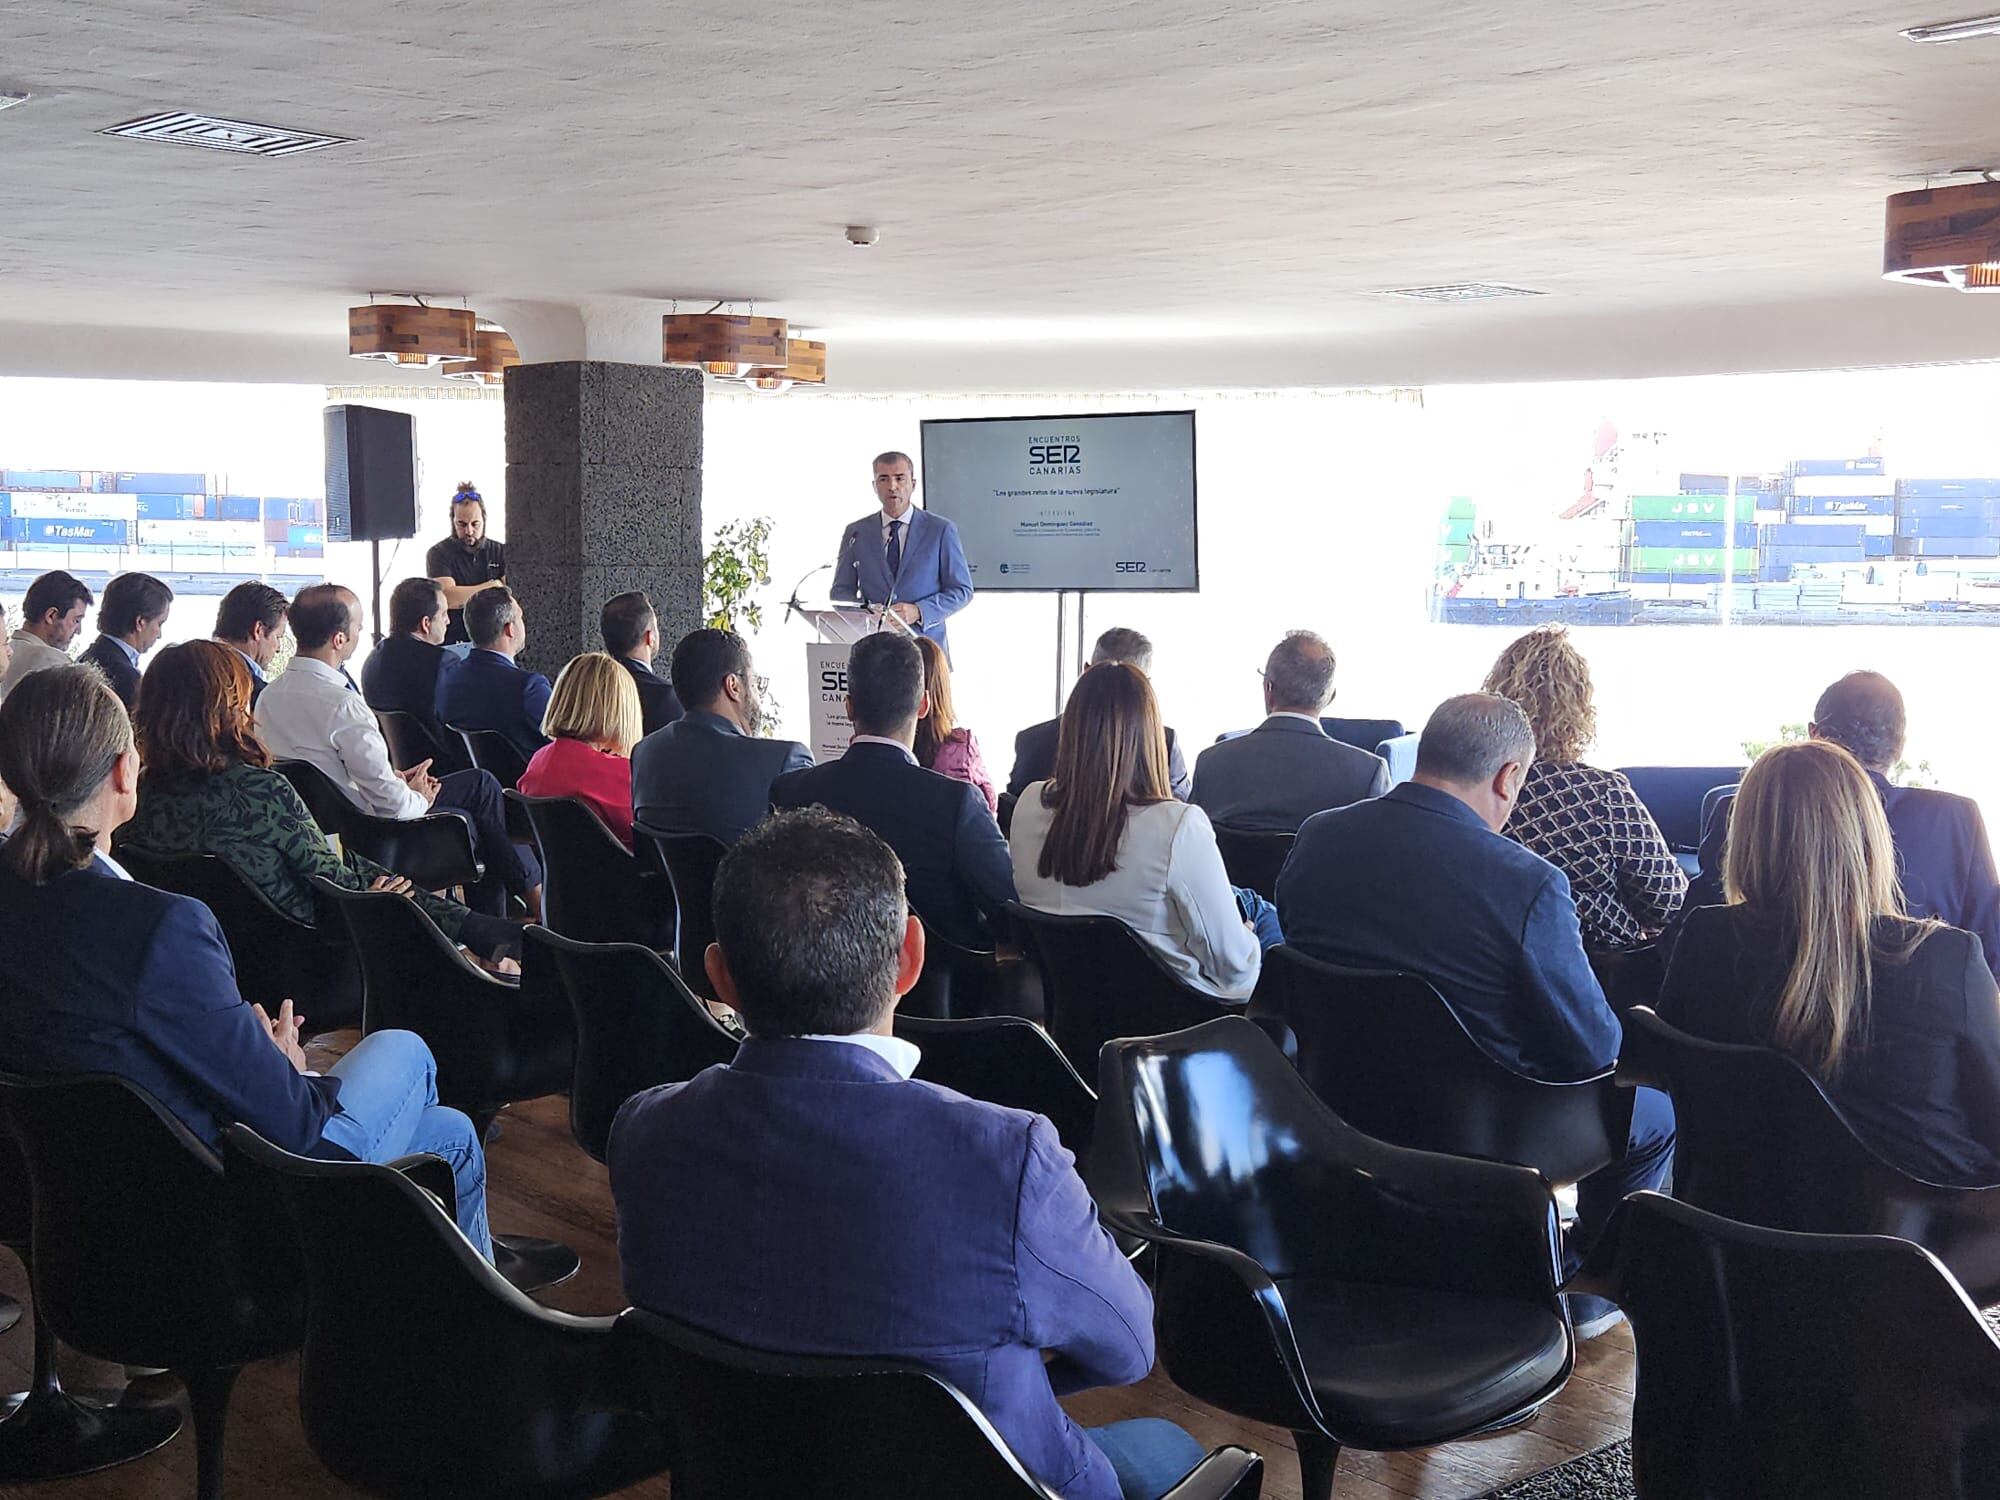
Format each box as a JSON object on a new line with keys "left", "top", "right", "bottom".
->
{"left": 609, "top": 1039, "right": 1153, "bottom": 1500}
{"left": 79, "top": 635, "right": 142, "bottom": 709}
{"left": 832, "top": 507, "right": 974, "bottom": 653}
{"left": 1192, "top": 715, "right": 1391, "bottom": 832}
{"left": 434, "top": 648, "right": 553, "bottom": 760}
{"left": 0, "top": 856, "right": 341, "bottom": 1154}
{"left": 1007, "top": 716, "right": 1192, "bottom": 801}
{"left": 770, "top": 741, "right": 1016, "bottom": 948}
{"left": 1276, "top": 781, "right": 1620, "bottom": 1079}
{"left": 630, "top": 708, "right": 815, "bottom": 846}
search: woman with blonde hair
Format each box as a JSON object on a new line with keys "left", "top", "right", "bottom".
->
{"left": 516, "top": 651, "right": 644, "bottom": 849}
{"left": 1482, "top": 624, "right": 1685, "bottom": 950}
{"left": 912, "top": 635, "right": 997, "bottom": 815}
{"left": 1009, "top": 662, "right": 1273, "bottom": 1000}
{"left": 1660, "top": 738, "right": 2000, "bottom": 1185}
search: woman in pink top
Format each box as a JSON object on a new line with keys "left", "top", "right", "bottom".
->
{"left": 913, "top": 635, "right": 997, "bottom": 817}
{"left": 516, "top": 652, "right": 643, "bottom": 849}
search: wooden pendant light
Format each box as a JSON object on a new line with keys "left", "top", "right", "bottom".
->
{"left": 441, "top": 326, "right": 521, "bottom": 385}
{"left": 1884, "top": 181, "right": 2000, "bottom": 290}
{"left": 348, "top": 302, "right": 477, "bottom": 364}
{"left": 745, "top": 338, "right": 828, "bottom": 392}
{"left": 662, "top": 313, "right": 789, "bottom": 377}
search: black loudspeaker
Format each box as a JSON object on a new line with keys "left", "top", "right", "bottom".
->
{"left": 324, "top": 404, "right": 417, "bottom": 543}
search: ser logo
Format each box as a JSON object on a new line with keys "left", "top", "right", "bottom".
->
{"left": 818, "top": 666, "right": 849, "bottom": 694}
{"left": 1027, "top": 435, "right": 1083, "bottom": 476}
{"left": 1114, "top": 560, "right": 1150, "bottom": 574}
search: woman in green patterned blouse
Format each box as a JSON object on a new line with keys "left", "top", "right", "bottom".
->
{"left": 123, "top": 640, "right": 520, "bottom": 963}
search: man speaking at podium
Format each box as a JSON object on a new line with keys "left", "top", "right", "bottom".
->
{"left": 833, "top": 451, "right": 973, "bottom": 656}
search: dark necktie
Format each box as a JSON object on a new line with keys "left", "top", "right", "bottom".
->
{"left": 886, "top": 519, "right": 904, "bottom": 579}
{"left": 341, "top": 666, "right": 360, "bottom": 694}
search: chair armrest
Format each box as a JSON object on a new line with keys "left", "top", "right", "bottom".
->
{"left": 388, "top": 1151, "right": 458, "bottom": 1220}
{"left": 1163, "top": 1447, "right": 1265, "bottom": 1500}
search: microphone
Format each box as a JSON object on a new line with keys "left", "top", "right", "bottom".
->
{"left": 783, "top": 561, "right": 835, "bottom": 625}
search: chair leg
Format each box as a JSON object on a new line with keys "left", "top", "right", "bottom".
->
{"left": 182, "top": 1365, "right": 243, "bottom": 1500}
{"left": 1294, "top": 1430, "right": 1341, "bottom": 1500}
{"left": 0, "top": 1292, "right": 182, "bottom": 1480}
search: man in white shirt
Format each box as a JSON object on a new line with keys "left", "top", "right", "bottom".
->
{"left": 255, "top": 584, "right": 539, "bottom": 916}
{"left": 0, "top": 571, "right": 93, "bottom": 701}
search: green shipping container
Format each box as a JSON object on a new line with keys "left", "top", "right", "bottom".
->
{"left": 1629, "top": 494, "right": 1756, "bottom": 523}
{"left": 1445, "top": 497, "right": 1477, "bottom": 520}
{"left": 1627, "top": 546, "right": 1757, "bottom": 572}
{"left": 1439, "top": 520, "right": 1476, "bottom": 545}
{"left": 1441, "top": 543, "right": 1473, "bottom": 564}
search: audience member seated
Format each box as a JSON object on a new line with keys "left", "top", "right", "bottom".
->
{"left": 213, "top": 579, "right": 289, "bottom": 707}
{"left": 1011, "top": 662, "right": 1275, "bottom": 1000}
{"left": 1275, "top": 692, "right": 1672, "bottom": 1329}
{"left": 517, "top": 652, "right": 643, "bottom": 850}
{"left": 0, "top": 570, "right": 92, "bottom": 700}
{"left": 434, "top": 585, "right": 553, "bottom": 760}
{"left": 255, "top": 584, "right": 539, "bottom": 919}
{"left": 78, "top": 571, "right": 173, "bottom": 710}
{"left": 1692, "top": 671, "right": 2000, "bottom": 969}
{"left": 1190, "top": 629, "right": 1389, "bottom": 831}
{"left": 912, "top": 635, "right": 997, "bottom": 816}
{"left": 609, "top": 808, "right": 1205, "bottom": 1500}
{"left": 128, "top": 641, "right": 522, "bottom": 966}
{"left": 1482, "top": 625, "right": 1685, "bottom": 950}
{"left": 1007, "top": 628, "right": 1192, "bottom": 800}
{"left": 360, "top": 576, "right": 455, "bottom": 749}
{"left": 1663, "top": 738, "right": 2000, "bottom": 1186}
{"left": 630, "top": 628, "right": 812, "bottom": 845}
{"left": 772, "top": 633, "right": 1014, "bottom": 948}
{"left": 601, "top": 590, "right": 683, "bottom": 738}
{"left": 0, "top": 664, "right": 492, "bottom": 1255}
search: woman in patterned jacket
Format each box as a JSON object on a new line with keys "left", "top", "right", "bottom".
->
{"left": 1483, "top": 625, "right": 1686, "bottom": 950}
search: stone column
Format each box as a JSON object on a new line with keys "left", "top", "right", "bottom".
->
{"left": 503, "top": 362, "right": 704, "bottom": 673}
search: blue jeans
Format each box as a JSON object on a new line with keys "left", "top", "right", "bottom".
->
{"left": 317, "top": 1029, "right": 492, "bottom": 1260}
{"left": 1570, "top": 1084, "right": 1675, "bottom": 1269}
{"left": 1234, "top": 886, "right": 1286, "bottom": 950}
{"left": 1088, "top": 1419, "right": 1208, "bottom": 1500}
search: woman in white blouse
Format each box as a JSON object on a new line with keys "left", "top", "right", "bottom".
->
{"left": 1010, "top": 662, "right": 1276, "bottom": 1001}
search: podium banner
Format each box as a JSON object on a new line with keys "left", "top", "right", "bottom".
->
{"left": 806, "top": 642, "right": 855, "bottom": 764}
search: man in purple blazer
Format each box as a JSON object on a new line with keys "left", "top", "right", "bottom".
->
{"left": 608, "top": 808, "right": 1205, "bottom": 1499}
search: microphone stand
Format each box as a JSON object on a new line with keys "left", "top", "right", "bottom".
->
{"left": 783, "top": 562, "right": 834, "bottom": 625}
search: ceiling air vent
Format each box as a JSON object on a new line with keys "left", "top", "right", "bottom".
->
{"left": 98, "top": 111, "right": 353, "bottom": 158}
{"left": 1370, "top": 282, "right": 1547, "bottom": 303}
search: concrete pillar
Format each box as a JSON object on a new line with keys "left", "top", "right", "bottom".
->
{"left": 502, "top": 361, "right": 704, "bottom": 673}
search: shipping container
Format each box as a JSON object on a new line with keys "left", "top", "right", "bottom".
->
{"left": 134, "top": 519, "right": 261, "bottom": 550}
{"left": 1761, "top": 523, "right": 1865, "bottom": 548}
{"left": 1786, "top": 494, "right": 1895, "bottom": 517}
{"left": 1627, "top": 571, "right": 1726, "bottom": 584}
{"left": 219, "top": 494, "right": 261, "bottom": 522}
{"left": 1, "top": 470, "right": 85, "bottom": 491}
{"left": 1445, "top": 497, "right": 1477, "bottom": 521}
{"left": 16, "top": 517, "right": 126, "bottom": 545}
{"left": 110, "top": 472, "right": 205, "bottom": 494}
{"left": 0, "top": 494, "right": 10, "bottom": 521}
{"left": 1896, "top": 478, "right": 2000, "bottom": 500}
{"left": 1789, "top": 457, "right": 1886, "bottom": 477}
{"left": 11, "top": 493, "right": 138, "bottom": 522}
{"left": 1763, "top": 543, "right": 1866, "bottom": 565}
{"left": 1864, "top": 536, "right": 1895, "bottom": 557}
{"left": 134, "top": 494, "right": 199, "bottom": 521}
{"left": 1897, "top": 496, "right": 2000, "bottom": 520}
{"left": 1629, "top": 520, "right": 1755, "bottom": 548}
{"left": 1783, "top": 475, "right": 1898, "bottom": 499}
{"left": 1896, "top": 515, "right": 2000, "bottom": 539}
{"left": 1440, "top": 520, "right": 1476, "bottom": 545}
{"left": 1626, "top": 547, "right": 1757, "bottom": 572}
{"left": 287, "top": 524, "right": 325, "bottom": 549}
{"left": 1630, "top": 494, "right": 1758, "bottom": 522}
{"left": 1677, "top": 473, "right": 1768, "bottom": 495}
{"left": 1895, "top": 538, "right": 2000, "bottom": 558}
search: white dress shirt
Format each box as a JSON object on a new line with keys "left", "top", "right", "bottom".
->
{"left": 799, "top": 1031, "right": 922, "bottom": 1078}
{"left": 847, "top": 734, "right": 917, "bottom": 763}
{"left": 0, "top": 631, "right": 76, "bottom": 700}
{"left": 254, "top": 655, "right": 429, "bottom": 819}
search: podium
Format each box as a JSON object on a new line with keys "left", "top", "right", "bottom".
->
{"left": 792, "top": 602, "right": 914, "bottom": 762}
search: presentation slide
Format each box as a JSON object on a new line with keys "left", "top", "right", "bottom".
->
{"left": 921, "top": 410, "right": 1198, "bottom": 591}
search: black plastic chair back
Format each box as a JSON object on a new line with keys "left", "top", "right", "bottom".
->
{"left": 1320, "top": 717, "right": 1404, "bottom": 752}
{"left": 225, "top": 1127, "right": 669, "bottom": 1499}
{"left": 996, "top": 791, "right": 1017, "bottom": 839}
{"left": 1007, "top": 902, "right": 1241, "bottom": 1075}
{"left": 1587, "top": 942, "right": 1665, "bottom": 1016}
{"left": 377, "top": 710, "right": 469, "bottom": 777}
{"left": 1250, "top": 946, "right": 1630, "bottom": 1188}
{"left": 525, "top": 927, "right": 739, "bottom": 1163}
{"left": 115, "top": 843, "right": 362, "bottom": 1031}
{"left": 1592, "top": 1192, "right": 2000, "bottom": 1499}
{"left": 635, "top": 824, "right": 728, "bottom": 1000}
{"left": 894, "top": 1014, "right": 1096, "bottom": 1159}
{"left": 456, "top": 726, "right": 531, "bottom": 789}
{"left": 1613, "top": 764, "right": 1746, "bottom": 852}
{"left": 272, "top": 757, "right": 480, "bottom": 892}
{"left": 511, "top": 791, "right": 671, "bottom": 950}
{"left": 1621, "top": 1006, "right": 2000, "bottom": 1302}
{"left": 1210, "top": 827, "right": 1294, "bottom": 901}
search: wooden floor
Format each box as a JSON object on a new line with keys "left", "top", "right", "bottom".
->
{"left": 0, "top": 1030, "right": 1634, "bottom": 1499}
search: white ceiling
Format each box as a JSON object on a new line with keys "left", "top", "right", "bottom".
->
{"left": 5, "top": 0, "right": 2000, "bottom": 390}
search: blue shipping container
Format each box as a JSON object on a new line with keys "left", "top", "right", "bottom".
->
{"left": 1897, "top": 515, "right": 2000, "bottom": 539}
{"left": 1764, "top": 544, "right": 1865, "bottom": 564}
{"left": 287, "top": 524, "right": 325, "bottom": 548}
{"left": 0, "top": 494, "right": 10, "bottom": 520}
{"left": 1, "top": 471, "right": 85, "bottom": 491}
{"left": 1761, "top": 524, "right": 1865, "bottom": 548}
{"left": 134, "top": 494, "right": 196, "bottom": 521}
{"left": 219, "top": 495, "right": 261, "bottom": 522}
{"left": 1628, "top": 572, "right": 1724, "bottom": 583}
{"left": 1865, "top": 536, "right": 1894, "bottom": 557}
{"left": 18, "top": 517, "right": 126, "bottom": 545}
{"left": 1897, "top": 478, "right": 2000, "bottom": 500}
{"left": 1895, "top": 538, "right": 2000, "bottom": 558}
{"left": 1630, "top": 521, "right": 1755, "bottom": 547}
{"left": 1897, "top": 496, "right": 2000, "bottom": 520}
{"left": 1789, "top": 457, "right": 1886, "bottom": 477}
{"left": 1786, "top": 495, "right": 1895, "bottom": 517}
{"left": 110, "top": 472, "right": 205, "bottom": 494}
{"left": 1678, "top": 473, "right": 1769, "bottom": 496}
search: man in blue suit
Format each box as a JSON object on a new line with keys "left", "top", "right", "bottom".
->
{"left": 771, "top": 631, "right": 1014, "bottom": 948}
{"left": 609, "top": 808, "right": 1205, "bottom": 1499}
{"left": 434, "top": 584, "right": 553, "bottom": 761}
{"left": 832, "top": 450, "right": 974, "bottom": 657}
{"left": 630, "top": 627, "right": 813, "bottom": 845}
{"left": 1275, "top": 692, "right": 1672, "bottom": 1336}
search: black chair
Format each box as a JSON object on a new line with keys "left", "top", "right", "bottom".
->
{"left": 0, "top": 1122, "right": 181, "bottom": 1481}
{"left": 1620, "top": 1005, "right": 2000, "bottom": 1304}
{"left": 376, "top": 709, "right": 468, "bottom": 777}
{"left": 1007, "top": 902, "right": 1243, "bottom": 1075}
{"left": 1613, "top": 763, "right": 1746, "bottom": 854}
{"left": 1320, "top": 716, "right": 1405, "bottom": 752}
{"left": 525, "top": 927, "right": 739, "bottom": 1163}
{"left": 1092, "top": 1017, "right": 1571, "bottom": 1500}
{"left": 901, "top": 902, "right": 1042, "bottom": 1021}
{"left": 1210, "top": 827, "right": 1294, "bottom": 901}
{"left": 614, "top": 1306, "right": 1265, "bottom": 1500}
{"left": 272, "top": 757, "right": 481, "bottom": 894}
{"left": 0, "top": 1072, "right": 304, "bottom": 1500}
{"left": 996, "top": 790, "right": 1017, "bottom": 839}
{"left": 1583, "top": 1191, "right": 2000, "bottom": 1499}
{"left": 510, "top": 791, "right": 672, "bottom": 951}
{"left": 894, "top": 1014, "right": 1096, "bottom": 1160}
{"left": 114, "top": 844, "right": 362, "bottom": 1033}
{"left": 224, "top": 1127, "right": 671, "bottom": 1499}
{"left": 1586, "top": 941, "right": 1665, "bottom": 1016}
{"left": 635, "top": 824, "right": 728, "bottom": 1000}
{"left": 1250, "top": 945, "right": 1631, "bottom": 1192}
{"left": 455, "top": 725, "right": 535, "bottom": 842}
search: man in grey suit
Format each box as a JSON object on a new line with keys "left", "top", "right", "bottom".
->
{"left": 1191, "top": 631, "right": 1390, "bottom": 832}
{"left": 631, "top": 628, "right": 814, "bottom": 846}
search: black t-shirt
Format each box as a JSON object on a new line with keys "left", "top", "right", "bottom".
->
{"left": 426, "top": 536, "right": 507, "bottom": 644}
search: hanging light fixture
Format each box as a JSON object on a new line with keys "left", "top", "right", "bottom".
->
{"left": 744, "top": 337, "right": 828, "bottom": 392}
{"left": 441, "top": 324, "right": 521, "bottom": 385}
{"left": 348, "top": 295, "right": 477, "bottom": 364}
{"left": 1884, "top": 179, "right": 2000, "bottom": 290}
{"left": 662, "top": 310, "right": 788, "bottom": 378}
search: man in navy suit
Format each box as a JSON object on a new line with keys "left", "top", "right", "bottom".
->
{"left": 630, "top": 628, "right": 813, "bottom": 845}
{"left": 1006, "top": 627, "right": 1192, "bottom": 800}
{"left": 434, "top": 584, "right": 553, "bottom": 760}
{"left": 600, "top": 590, "right": 683, "bottom": 738}
{"left": 1275, "top": 692, "right": 1672, "bottom": 1335}
{"left": 1690, "top": 671, "right": 2000, "bottom": 967}
{"left": 1192, "top": 630, "right": 1389, "bottom": 831}
{"left": 832, "top": 450, "right": 974, "bottom": 657}
{"left": 78, "top": 571, "right": 173, "bottom": 710}
{"left": 361, "top": 577, "right": 466, "bottom": 771}
{"left": 609, "top": 808, "right": 1205, "bottom": 1499}
{"left": 771, "top": 631, "right": 1015, "bottom": 948}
